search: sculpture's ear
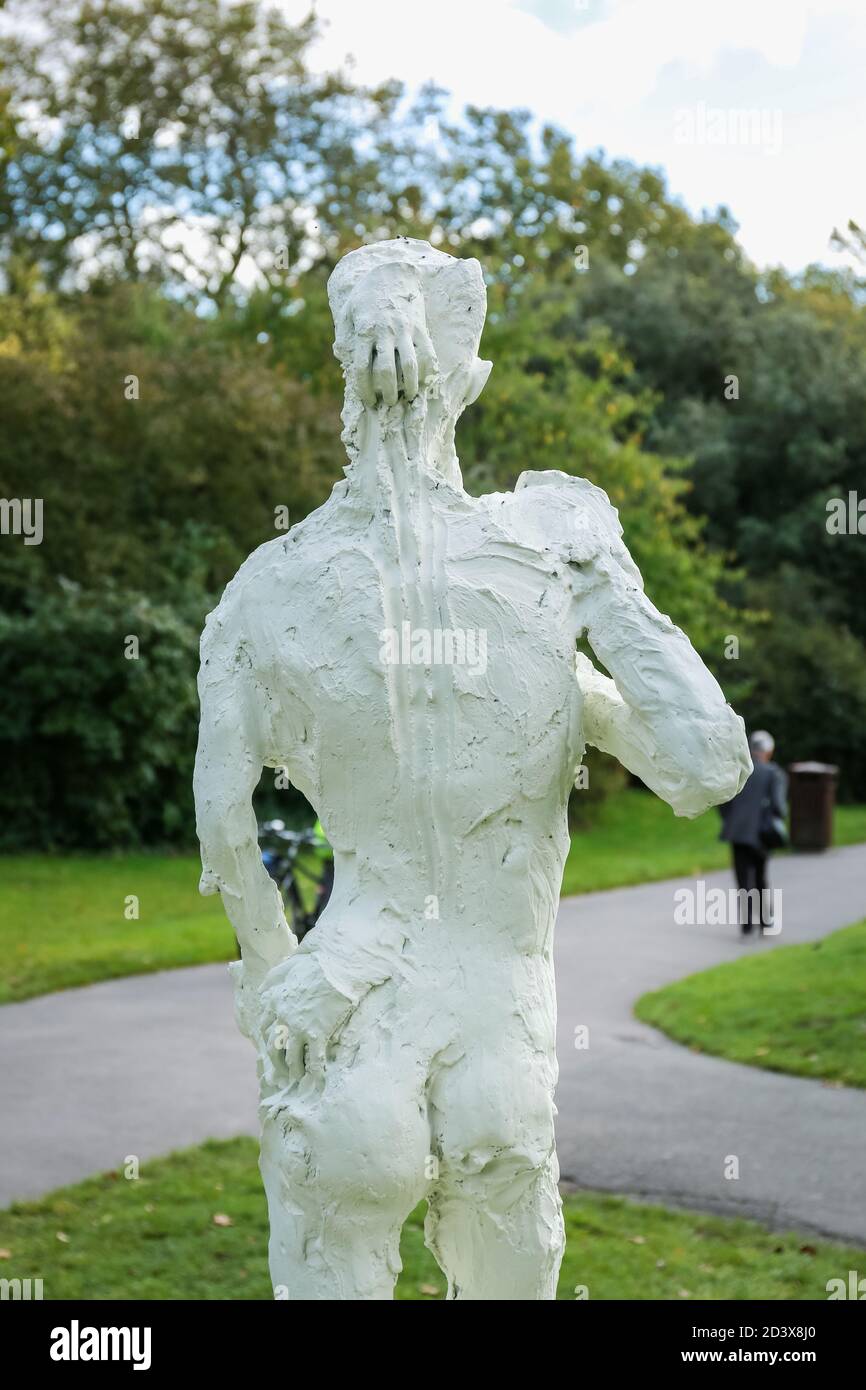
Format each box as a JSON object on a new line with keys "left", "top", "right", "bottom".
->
{"left": 462, "top": 357, "right": 492, "bottom": 407}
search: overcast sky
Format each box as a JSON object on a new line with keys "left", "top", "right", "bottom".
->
{"left": 281, "top": 0, "right": 865, "bottom": 273}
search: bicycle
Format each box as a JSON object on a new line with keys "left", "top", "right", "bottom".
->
{"left": 259, "top": 819, "right": 333, "bottom": 943}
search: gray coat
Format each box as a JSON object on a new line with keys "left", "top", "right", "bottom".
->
{"left": 719, "top": 760, "right": 788, "bottom": 852}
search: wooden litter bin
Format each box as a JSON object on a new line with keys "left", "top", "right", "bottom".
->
{"left": 788, "top": 762, "right": 838, "bottom": 851}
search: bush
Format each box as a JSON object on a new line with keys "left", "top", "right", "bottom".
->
{"left": 0, "top": 582, "right": 203, "bottom": 849}
{"left": 739, "top": 574, "right": 866, "bottom": 800}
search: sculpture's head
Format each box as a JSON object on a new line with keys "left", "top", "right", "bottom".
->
{"left": 421, "top": 248, "right": 492, "bottom": 420}
{"left": 328, "top": 239, "right": 492, "bottom": 479}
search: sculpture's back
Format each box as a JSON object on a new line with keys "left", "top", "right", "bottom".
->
{"left": 194, "top": 237, "right": 751, "bottom": 1300}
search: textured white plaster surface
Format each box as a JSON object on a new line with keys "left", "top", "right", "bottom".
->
{"left": 194, "top": 237, "right": 751, "bottom": 1300}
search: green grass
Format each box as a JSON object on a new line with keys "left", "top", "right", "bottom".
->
{"left": 2, "top": 794, "right": 864, "bottom": 1004}
{"left": 0, "top": 854, "right": 234, "bottom": 1005}
{"left": 561, "top": 791, "right": 866, "bottom": 897}
{"left": 0, "top": 1137, "right": 860, "bottom": 1301}
{"left": 636, "top": 919, "right": 866, "bottom": 1089}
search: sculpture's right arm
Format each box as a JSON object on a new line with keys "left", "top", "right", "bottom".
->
{"left": 512, "top": 470, "right": 750, "bottom": 817}
{"left": 576, "top": 578, "right": 751, "bottom": 818}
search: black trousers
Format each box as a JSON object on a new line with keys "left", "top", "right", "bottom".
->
{"left": 732, "top": 843, "right": 770, "bottom": 927}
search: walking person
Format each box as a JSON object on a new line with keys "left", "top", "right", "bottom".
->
{"left": 720, "top": 730, "right": 788, "bottom": 935}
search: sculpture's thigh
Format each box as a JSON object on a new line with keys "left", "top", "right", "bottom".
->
{"left": 261, "top": 996, "right": 432, "bottom": 1300}
{"left": 424, "top": 1022, "right": 564, "bottom": 1300}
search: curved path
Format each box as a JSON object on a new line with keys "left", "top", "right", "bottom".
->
{"left": 554, "top": 844, "right": 866, "bottom": 1242}
{"left": 2, "top": 845, "right": 865, "bottom": 1242}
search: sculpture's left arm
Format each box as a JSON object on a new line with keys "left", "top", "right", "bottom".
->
{"left": 194, "top": 645, "right": 295, "bottom": 989}
{"left": 194, "top": 608, "right": 405, "bottom": 1083}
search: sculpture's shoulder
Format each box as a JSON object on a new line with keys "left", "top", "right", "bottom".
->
{"left": 200, "top": 484, "right": 347, "bottom": 664}
{"left": 513, "top": 469, "right": 622, "bottom": 538}
{"left": 478, "top": 469, "right": 623, "bottom": 553}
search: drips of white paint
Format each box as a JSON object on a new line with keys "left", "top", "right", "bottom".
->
{"left": 194, "top": 237, "right": 751, "bottom": 1300}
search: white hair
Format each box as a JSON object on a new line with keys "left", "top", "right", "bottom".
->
{"left": 750, "top": 729, "right": 775, "bottom": 755}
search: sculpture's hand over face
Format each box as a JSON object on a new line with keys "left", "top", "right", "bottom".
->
{"left": 259, "top": 949, "right": 356, "bottom": 1088}
{"left": 347, "top": 261, "right": 439, "bottom": 407}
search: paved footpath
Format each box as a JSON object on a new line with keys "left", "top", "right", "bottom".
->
{"left": 1, "top": 845, "right": 865, "bottom": 1242}
{"left": 554, "top": 844, "right": 866, "bottom": 1242}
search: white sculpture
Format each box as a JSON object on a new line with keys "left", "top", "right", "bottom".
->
{"left": 194, "top": 237, "right": 751, "bottom": 1301}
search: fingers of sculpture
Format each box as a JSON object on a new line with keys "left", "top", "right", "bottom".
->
{"left": 259, "top": 950, "right": 355, "bottom": 1087}
{"left": 371, "top": 333, "right": 400, "bottom": 406}
{"left": 411, "top": 322, "right": 439, "bottom": 390}
{"left": 346, "top": 263, "right": 439, "bottom": 407}
{"left": 351, "top": 335, "right": 378, "bottom": 408}
{"left": 354, "top": 329, "right": 438, "bottom": 407}
{"left": 396, "top": 330, "right": 418, "bottom": 399}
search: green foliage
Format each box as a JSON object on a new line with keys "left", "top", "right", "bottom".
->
{"left": 0, "top": 280, "right": 343, "bottom": 607}
{"left": 0, "top": 0, "right": 397, "bottom": 305}
{"left": 738, "top": 570, "right": 866, "bottom": 797}
{"left": 0, "top": 583, "right": 202, "bottom": 848}
{"left": 1, "top": 0, "right": 865, "bottom": 845}
{"left": 407, "top": 100, "right": 704, "bottom": 279}
{"left": 462, "top": 276, "right": 742, "bottom": 654}
{"left": 568, "top": 240, "right": 866, "bottom": 790}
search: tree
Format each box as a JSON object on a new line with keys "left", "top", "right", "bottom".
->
{"left": 0, "top": 0, "right": 396, "bottom": 305}
{"left": 459, "top": 272, "right": 743, "bottom": 657}
{"left": 0, "top": 279, "right": 344, "bottom": 607}
{"left": 7, "top": 0, "right": 863, "bottom": 835}
{"left": 0, "top": 582, "right": 202, "bottom": 848}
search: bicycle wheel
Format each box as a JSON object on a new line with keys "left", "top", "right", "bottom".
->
{"left": 282, "top": 879, "right": 315, "bottom": 941}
